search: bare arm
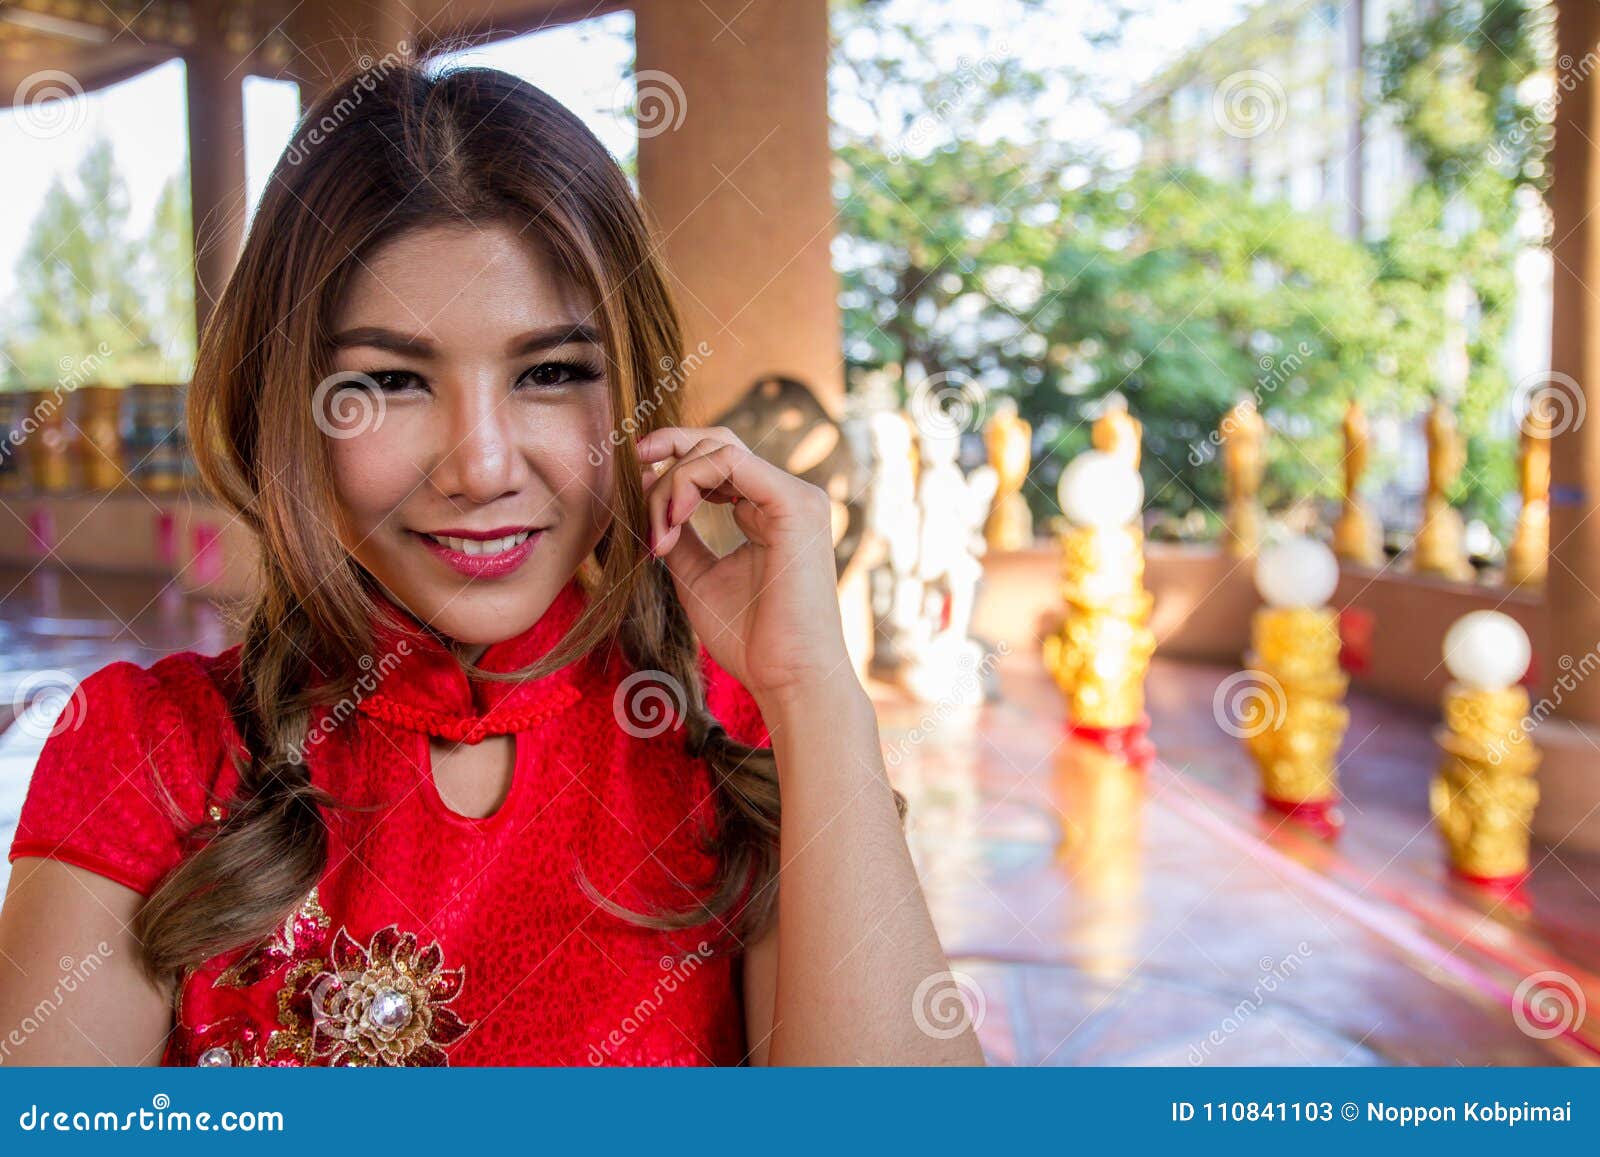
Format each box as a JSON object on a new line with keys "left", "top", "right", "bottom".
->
{"left": 742, "top": 680, "right": 985, "bottom": 1066}
{"left": 0, "top": 858, "right": 172, "bottom": 1065}
{"left": 635, "top": 424, "right": 981, "bottom": 1065}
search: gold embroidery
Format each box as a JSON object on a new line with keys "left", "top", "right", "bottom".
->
{"left": 216, "top": 887, "right": 331, "bottom": 989}
{"left": 305, "top": 926, "right": 471, "bottom": 1066}
{"left": 185, "top": 886, "right": 471, "bottom": 1067}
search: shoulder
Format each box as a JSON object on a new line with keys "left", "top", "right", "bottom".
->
{"left": 697, "top": 646, "right": 771, "bottom": 749}
{"left": 64, "top": 648, "right": 242, "bottom": 756}
{"left": 7, "top": 647, "right": 244, "bottom": 896}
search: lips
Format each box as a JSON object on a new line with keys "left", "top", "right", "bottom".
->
{"left": 421, "top": 529, "right": 533, "bottom": 555}
{"left": 412, "top": 526, "right": 544, "bottom": 579}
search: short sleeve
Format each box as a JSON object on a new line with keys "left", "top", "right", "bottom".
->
{"left": 699, "top": 647, "right": 772, "bottom": 749}
{"left": 8, "top": 659, "right": 208, "bottom": 896}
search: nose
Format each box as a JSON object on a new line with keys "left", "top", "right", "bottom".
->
{"left": 426, "top": 375, "right": 529, "bottom": 505}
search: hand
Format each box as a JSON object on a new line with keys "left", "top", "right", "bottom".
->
{"left": 635, "top": 426, "right": 851, "bottom": 708}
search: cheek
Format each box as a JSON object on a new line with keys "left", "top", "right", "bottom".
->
{"left": 545, "top": 396, "right": 619, "bottom": 516}
{"left": 328, "top": 434, "right": 415, "bottom": 533}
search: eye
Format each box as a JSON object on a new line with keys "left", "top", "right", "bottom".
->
{"left": 518, "top": 358, "right": 602, "bottom": 390}
{"left": 366, "top": 370, "right": 426, "bottom": 393}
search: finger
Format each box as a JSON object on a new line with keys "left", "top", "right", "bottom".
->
{"left": 636, "top": 425, "right": 744, "bottom": 463}
{"left": 656, "top": 443, "right": 776, "bottom": 537}
{"left": 642, "top": 437, "right": 723, "bottom": 525}
{"left": 654, "top": 506, "right": 720, "bottom": 585}
{"left": 648, "top": 447, "right": 732, "bottom": 553}
{"left": 646, "top": 442, "right": 791, "bottom": 550}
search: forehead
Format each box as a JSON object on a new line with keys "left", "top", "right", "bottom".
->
{"left": 335, "top": 221, "right": 596, "bottom": 337}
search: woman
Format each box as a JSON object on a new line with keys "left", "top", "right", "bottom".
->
{"left": 0, "top": 60, "right": 981, "bottom": 1067}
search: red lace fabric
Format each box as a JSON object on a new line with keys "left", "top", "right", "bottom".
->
{"left": 8, "top": 577, "right": 772, "bottom": 1066}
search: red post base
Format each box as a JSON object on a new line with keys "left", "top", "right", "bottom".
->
{"left": 1262, "top": 795, "right": 1343, "bottom": 840}
{"left": 1449, "top": 866, "right": 1531, "bottom": 905}
{"left": 1067, "top": 713, "right": 1155, "bottom": 769}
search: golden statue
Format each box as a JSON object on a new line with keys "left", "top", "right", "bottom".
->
{"left": 1092, "top": 394, "right": 1142, "bottom": 470}
{"left": 1412, "top": 400, "right": 1474, "bottom": 581}
{"left": 982, "top": 398, "right": 1033, "bottom": 551}
{"left": 26, "top": 389, "right": 75, "bottom": 492}
{"left": 1240, "top": 605, "right": 1349, "bottom": 837}
{"left": 1043, "top": 450, "right": 1154, "bottom": 736}
{"left": 75, "top": 385, "right": 127, "bottom": 491}
{"left": 1220, "top": 398, "right": 1265, "bottom": 557}
{"left": 1506, "top": 395, "right": 1551, "bottom": 587}
{"left": 1332, "top": 400, "right": 1382, "bottom": 566}
{"left": 1432, "top": 684, "right": 1540, "bottom": 883}
{"left": 1042, "top": 520, "right": 1156, "bottom": 731}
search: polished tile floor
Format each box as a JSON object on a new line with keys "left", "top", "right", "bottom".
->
{"left": 1, "top": 564, "right": 1596, "bottom": 1065}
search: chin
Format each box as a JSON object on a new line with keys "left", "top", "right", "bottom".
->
{"left": 409, "top": 582, "right": 554, "bottom": 647}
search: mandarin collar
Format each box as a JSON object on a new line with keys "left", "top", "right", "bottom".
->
{"left": 352, "top": 577, "right": 593, "bottom": 744}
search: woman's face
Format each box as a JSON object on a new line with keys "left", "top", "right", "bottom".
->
{"left": 324, "top": 221, "right": 617, "bottom": 648}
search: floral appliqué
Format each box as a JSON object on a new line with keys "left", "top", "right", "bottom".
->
{"left": 178, "top": 887, "right": 472, "bottom": 1066}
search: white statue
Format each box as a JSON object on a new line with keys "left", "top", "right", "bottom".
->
{"left": 866, "top": 411, "right": 925, "bottom": 676}
{"left": 900, "top": 419, "right": 998, "bottom": 705}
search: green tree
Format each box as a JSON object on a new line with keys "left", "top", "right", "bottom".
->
{"left": 1370, "top": 0, "right": 1554, "bottom": 530}
{"left": 830, "top": 0, "right": 1403, "bottom": 528}
{"left": 2, "top": 137, "right": 194, "bottom": 390}
{"left": 831, "top": 0, "right": 1552, "bottom": 537}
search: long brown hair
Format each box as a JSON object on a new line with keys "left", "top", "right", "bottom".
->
{"left": 134, "top": 56, "right": 782, "bottom": 983}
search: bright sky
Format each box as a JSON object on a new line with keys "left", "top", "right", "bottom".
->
{"left": 0, "top": 1, "right": 1249, "bottom": 309}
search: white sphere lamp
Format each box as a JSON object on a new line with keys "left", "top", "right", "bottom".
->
{"left": 1058, "top": 450, "right": 1143, "bottom": 529}
{"left": 1254, "top": 537, "right": 1340, "bottom": 609}
{"left": 1443, "top": 611, "right": 1531, "bottom": 692}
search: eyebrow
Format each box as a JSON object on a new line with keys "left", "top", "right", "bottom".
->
{"left": 329, "top": 322, "right": 602, "bottom": 358}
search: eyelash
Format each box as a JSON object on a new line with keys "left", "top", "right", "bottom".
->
{"left": 363, "top": 358, "right": 603, "bottom": 394}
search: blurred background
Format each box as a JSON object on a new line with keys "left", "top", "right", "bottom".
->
{"left": 1, "top": 0, "right": 1598, "bottom": 1065}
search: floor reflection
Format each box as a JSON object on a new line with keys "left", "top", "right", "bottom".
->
{"left": 0, "top": 564, "right": 1596, "bottom": 1065}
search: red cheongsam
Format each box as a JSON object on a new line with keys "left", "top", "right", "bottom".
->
{"left": 8, "top": 576, "right": 772, "bottom": 1066}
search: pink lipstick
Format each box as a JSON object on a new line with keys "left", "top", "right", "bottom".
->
{"left": 413, "top": 525, "right": 543, "bottom": 579}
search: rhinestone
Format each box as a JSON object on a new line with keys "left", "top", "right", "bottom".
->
{"left": 197, "top": 1046, "right": 232, "bottom": 1066}
{"left": 367, "top": 988, "right": 413, "bottom": 1032}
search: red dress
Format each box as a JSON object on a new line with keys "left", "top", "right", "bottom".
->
{"left": 8, "top": 577, "right": 772, "bottom": 1066}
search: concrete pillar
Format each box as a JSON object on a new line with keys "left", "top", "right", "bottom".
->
{"left": 184, "top": 17, "right": 248, "bottom": 338}
{"left": 1529, "top": 0, "right": 1600, "bottom": 854}
{"left": 634, "top": 0, "right": 843, "bottom": 421}
{"left": 1545, "top": 0, "right": 1600, "bottom": 721}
